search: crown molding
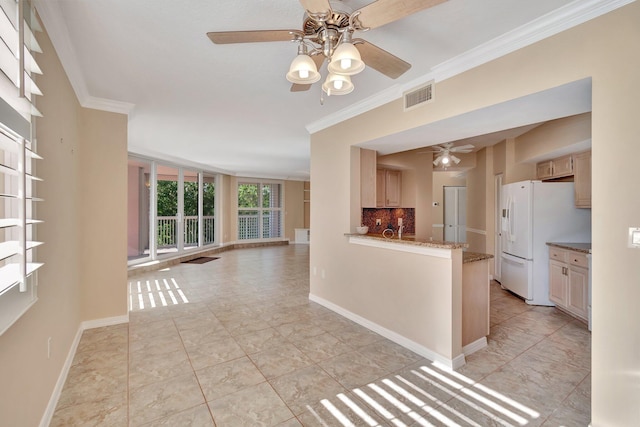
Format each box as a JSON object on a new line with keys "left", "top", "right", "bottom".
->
{"left": 306, "top": 0, "right": 633, "bottom": 134}
{"left": 83, "top": 96, "right": 135, "bottom": 115}
{"left": 33, "top": 0, "right": 135, "bottom": 116}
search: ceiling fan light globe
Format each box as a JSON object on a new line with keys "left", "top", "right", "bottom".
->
{"left": 328, "top": 43, "right": 365, "bottom": 76}
{"left": 322, "top": 73, "right": 354, "bottom": 96}
{"left": 441, "top": 156, "right": 450, "bottom": 165}
{"left": 286, "top": 54, "right": 321, "bottom": 84}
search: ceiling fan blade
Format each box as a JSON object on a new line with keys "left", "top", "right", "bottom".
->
{"left": 452, "top": 144, "right": 475, "bottom": 152}
{"left": 290, "top": 55, "right": 325, "bottom": 92}
{"left": 291, "top": 84, "right": 311, "bottom": 92}
{"left": 353, "top": 0, "right": 447, "bottom": 30}
{"left": 207, "top": 30, "right": 302, "bottom": 44}
{"left": 298, "top": 0, "right": 332, "bottom": 17}
{"left": 354, "top": 39, "right": 410, "bottom": 79}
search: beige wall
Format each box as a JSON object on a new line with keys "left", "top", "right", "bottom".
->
{"left": 466, "top": 148, "right": 487, "bottom": 253}
{"left": 311, "top": 3, "right": 640, "bottom": 424}
{"left": 78, "top": 108, "right": 128, "bottom": 320}
{"left": 284, "top": 180, "right": 304, "bottom": 242}
{"left": 0, "top": 22, "right": 128, "bottom": 426}
{"left": 516, "top": 113, "right": 591, "bottom": 163}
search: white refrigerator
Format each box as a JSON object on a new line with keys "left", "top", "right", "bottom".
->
{"left": 500, "top": 180, "right": 591, "bottom": 305}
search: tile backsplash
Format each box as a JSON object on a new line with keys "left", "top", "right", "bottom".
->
{"left": 361, "top": 208, "right": 415, "bottom": 234}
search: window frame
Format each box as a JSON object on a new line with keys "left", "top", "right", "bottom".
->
{"left": 236, "top": 179, "right": 284, "bottom": 242}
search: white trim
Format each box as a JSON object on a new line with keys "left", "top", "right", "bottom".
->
{"left": 309, "top": 293, "right": 466, "bottom": 370}
{"left": 306, "top": 0, "right": 631, "bottom": 134}
{"left": 348, "top": 235, "right": 453, "bottom": 258}
{"left": 432, "top": 223, "right": 444, "bottom": 228}
{"left": 82, "top": 95, "right": 134, "bottom": 115}
{"left": 38, "top": 325, "right": 83, "bottom": 427}
{"left": 33, "top": 0, "right": 134, "bottom": 116}
{"left": 462, "top": 336, "right": 488, "bottom": 356}
{"left": 466, "top": 228, "right": 487, "bottom": 235}
{"left": 81, "top": 314, "right": 129, "bottom": 331}
{"left": 38, "top": 314, "right": 129, "bottom": 426}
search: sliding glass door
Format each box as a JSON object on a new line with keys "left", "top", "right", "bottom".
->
{"left": 127, "top": 156, "right": 217, "bottom": 264}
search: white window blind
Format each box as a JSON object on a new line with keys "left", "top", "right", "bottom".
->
{"left": 0, "top": 0, "right": 43, "bottom": 335}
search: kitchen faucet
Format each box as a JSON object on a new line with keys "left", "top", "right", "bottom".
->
{"left": 398, "top": 225, "right": 405, "bottom": 239}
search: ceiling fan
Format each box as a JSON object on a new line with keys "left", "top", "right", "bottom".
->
{"left": 431, "top": 143, "right": 475, "bottom": 167}
{"left": 207, "top": 0, "right": 447, "bottom": 96}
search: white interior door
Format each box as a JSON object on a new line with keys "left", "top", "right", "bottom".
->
{"left": 444, "top": 186, "right": 466, "bottom": 243}
{"left": 494, "top": 174, "right": 503, "bottom": 281}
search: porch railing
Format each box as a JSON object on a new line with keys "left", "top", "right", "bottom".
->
{"left": 157, "top": 215, "right": 215, "bottom": 248}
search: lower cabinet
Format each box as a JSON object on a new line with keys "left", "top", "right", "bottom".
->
{"left": 549, "top": 247, "right": 589, "bottom": 321}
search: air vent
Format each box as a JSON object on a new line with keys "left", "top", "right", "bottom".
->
{"left": 403, "top": 82, "right": 434, "bottom": 111}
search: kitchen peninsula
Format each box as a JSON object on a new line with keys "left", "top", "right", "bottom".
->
{"left": 310, "top": 233, "right": 492, "bottom": 369}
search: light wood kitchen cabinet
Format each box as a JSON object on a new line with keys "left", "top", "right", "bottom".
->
{"left": 549, "top": 246, "right": 589, "bottom": 321}
{"left": 573, "top": 150, "right": 591, "bottom": 208}
{"left": 536, "top": 154, "right": 573, "bottom": 180}
{"left": 385, "top": 169, "right": 402, "bottom": 207}
{"left": 536, "top": 161, "right": 554, "bottom": 180}
{"left": 376, "top": 169, "right": 385, "bottom": 207}
{"left": 376, "top": 168, "right": 402, "bottom": 207}
{"left": 549, "top": 259, "right": 568, "bottom": 305}
{"left": 360, "top": 148, "right": 377, "bottom": 208}
{"left": 568, "top": 264, "right": 589, "bottom": 319}
{"left": 552, "top": 154, "right": 574, "bottom": 177}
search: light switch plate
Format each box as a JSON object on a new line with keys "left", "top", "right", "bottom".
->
{"left": 628, "top": 227, "right": 640, "bottom": 248}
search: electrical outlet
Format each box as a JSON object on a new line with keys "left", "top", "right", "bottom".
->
{"left": 376, "top": 219, "right": 381, "bottom": 226}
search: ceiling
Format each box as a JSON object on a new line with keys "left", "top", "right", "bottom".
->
{"left": 34, "top": 0, "right": 609, "bottom": 180}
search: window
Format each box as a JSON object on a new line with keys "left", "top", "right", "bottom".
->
{"left": 0, "top": 0, "right": 43, "bottom": 335}
{"left": 127, "top": 156, "right": 218, "bottom": 264}
{"left": 238, "top": 181, "right": 282, "bottom": 240}
{"left": 203, "top": 173, "right": 215, "bottom": 244}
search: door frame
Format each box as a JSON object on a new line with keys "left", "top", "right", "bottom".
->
{"left": 494, "top": 173, "right": 503, "bottom": 282}
{"left": 443, "top": 186, "right": 466, "bottom": 243}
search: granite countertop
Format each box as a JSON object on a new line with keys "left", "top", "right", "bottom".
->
{"left": 463, "top": 251, "right": 494, "bottom": 264}
{"left": 546, "top": 242, "right": 592, "bottom": 254}
{"left": 345, "top": 233, "right": 468, "bottom": 250}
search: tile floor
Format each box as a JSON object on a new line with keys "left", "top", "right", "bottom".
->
{"left": 51, "top": 245, "right": 591, "bottom": 426}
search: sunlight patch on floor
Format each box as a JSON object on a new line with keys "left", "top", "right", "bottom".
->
{"left": 128, "top": 277, "right": 189, "bottom": 311}
{"left": 310, "top": 361, "right": 540, "bottom": 427}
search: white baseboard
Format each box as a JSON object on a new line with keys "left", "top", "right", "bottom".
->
{"left": 39, "top": 314, "right": 129, "bottom": 427}
{"left": 39, "top": 324, "right": 83, "bottom": 427}
{"left": 462, "top": 336, "right": 488, "bottom": 356}
{"left": 81, "top": 314, "right": 129, "bottom": 330}
{"left": 309, "top": 293, "right": 466, "bottom": 370}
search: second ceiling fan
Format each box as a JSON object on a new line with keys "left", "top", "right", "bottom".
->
{"left": 207, "top": 0, "right": 447, "bottom": 95}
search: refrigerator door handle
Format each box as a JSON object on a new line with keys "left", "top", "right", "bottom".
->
{"left": 508, "top": 196, "right": 516, "bottom": 242}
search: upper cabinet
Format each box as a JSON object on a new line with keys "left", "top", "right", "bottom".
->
{"left": 536, "top": 154, "right": 573, "bottom": 180}
{"left": 573, "top": 151, "right": 591, "bottom": 208}
{"left": 360, "top": 148, "right": 377, "bottom": 208}
{"left": 536, "top": 150, "right": 591, "bottom": 209}
{"left": 376, "top": 169, "right": 402, "bottom": 208}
